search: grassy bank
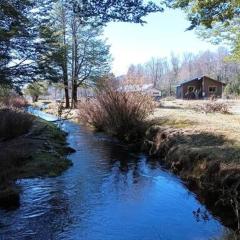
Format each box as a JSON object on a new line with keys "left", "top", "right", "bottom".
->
{"left": 0, "top": 116, "right": 73, "bottom": 209}
{"left": 145, "top": 99, "right": 240, "bottom": 230}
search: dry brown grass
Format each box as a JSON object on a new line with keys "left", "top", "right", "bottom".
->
{"left": 152, "top": 99, "right": 240, "bottom": 148}
{"left": 151, "top": 99, "right": 240, "bottom": 165}
{"left": 194, "top": 101, "right": 230, "bottom": 114}
{"left": 0, "top": 93, "right": 28, "bottom": 109}
{"left": 147, "top": 99, "right": 240, "bottom": 231}
{"left": 78, "top": 83, "right": 155, "bottom": 142}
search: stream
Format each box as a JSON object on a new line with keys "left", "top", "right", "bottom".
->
{"left": 0, "top": 109, "right": 229, "bottom": 240}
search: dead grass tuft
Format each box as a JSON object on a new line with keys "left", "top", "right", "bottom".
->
{"left": 195, "top": 101, "right": 230, "bottom": 114}
{"left": 78, "top": 83, "right": 155, "bottom": 142}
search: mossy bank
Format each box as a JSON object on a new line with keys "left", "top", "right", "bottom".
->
{"left": 0, "top": 117, "right": 74, "bottom": 210}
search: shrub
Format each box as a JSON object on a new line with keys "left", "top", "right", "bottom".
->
{"left": 224, "top": 80, "right": 240, "bottom": 97}
{"left": 78, "top": 83, "right": 155, "bottom": 142}
{"left": 0, "top": 85, "right": 28, "bottom": 108}
{"left": 195, "top": 101, "right": 230, "bottom": 114}
{"left": 0, "top": 109, "right": 34, "bottom": 140}
{"left": 0, "top": 84, "right": 11, "bottom": 98}
{"left": 1, "top": 94, "right": 28, "bottom": 109}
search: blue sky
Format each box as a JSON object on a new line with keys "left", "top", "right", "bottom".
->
{"left": 104, "top": 9, "right": 218, "bottom": 76}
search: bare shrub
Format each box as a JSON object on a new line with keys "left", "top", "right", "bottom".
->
{"left": 78, "top": 83, "right": 155, "bottom": 142}
{"left": 195, "top": 102, "right": 230, "bottom": 114}
{"left": 0, "top": 109, "right": 34, "bottom": 140}
{"left": 1, "top": 95, "right": 28, "bottom": 109}
{"left": 0, "top": 86, "right": 28, "bottom": 109}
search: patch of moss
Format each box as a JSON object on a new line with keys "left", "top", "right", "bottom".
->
{"left": 19, "top": 152, "right": 72, "bottom": 178}
{"left": 0, "top": 117, "right": 74, "bottom": 209}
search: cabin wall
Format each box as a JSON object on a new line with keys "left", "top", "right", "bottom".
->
{"left": 202, "top": 77, "right": 224, "bottom": 98}
{"left": 177, "top": 77, "right": 225, "bottom": 99}
{"left": 182, "top": 79, "right": 202, "bottom": 99}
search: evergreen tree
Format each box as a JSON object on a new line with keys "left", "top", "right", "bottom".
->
{"left": 0, "top": 0, "right": 34, "bottom": 86}
{"left": 72, "top": 0, "right": 163, "bottom": 24}
{"left": 165, "top": 0, "right": 240, "bottom": 29}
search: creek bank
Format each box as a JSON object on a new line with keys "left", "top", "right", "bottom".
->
{"left": 32, "top": 100, "right": 79, "bottom": 122}
{"left": 143, "top": 125, "right": 240, "bottom": 230}
{"left": 0, "top": 117, "right": 74, "bottom": 210}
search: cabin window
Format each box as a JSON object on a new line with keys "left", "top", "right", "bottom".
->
{"left": 187, "top": 86, "right": 194, "bottom": 92}
{"left": 209, "top": 86, "right": 217, "bottom": 93}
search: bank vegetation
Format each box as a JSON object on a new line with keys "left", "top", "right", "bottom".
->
{"left": 0, "top": 88, "right": 73, "bottom": 209}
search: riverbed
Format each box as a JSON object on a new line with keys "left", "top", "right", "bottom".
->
{"left": 0, "top": 109, "right": 228, "bottom": 240}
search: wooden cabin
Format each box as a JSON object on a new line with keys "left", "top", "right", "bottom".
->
{"left": 176, "top": 76, "right": 226, "bottom": 99}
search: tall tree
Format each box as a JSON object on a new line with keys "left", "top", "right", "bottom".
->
{"left": 196, "top": 17, "right": 240, "bottom": 62}
{"left": 58, "top": 2, "right": 70, "bottom": 108}
{"left": 146, "top": 57, "right": 170, "bottom": 89}
{"left": 70, "top": 18, "right": 111, "bottom": 107}
{"left": 165, "top": 0, "right": 240, "bottom": 29}
{"left": 36, "top": 1, "right": 71, "bottom": 108}
{"left": 0, "top": 0, "right": 35, "bottom": 86}
{"left": 165, "top": 0, "right": 240, "bottom": 63}
{"left": 169, "top": 52, "right": 180, "bottom": 94}
{"left": 73, "top": 0, "right": 163, "bottom": 25}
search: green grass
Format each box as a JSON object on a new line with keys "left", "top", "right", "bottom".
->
{"left": 152, "top": 117, "right": 196, "bottom": 129}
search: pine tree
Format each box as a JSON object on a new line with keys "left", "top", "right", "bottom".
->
{"left": 0, "top": 0, "right": 34, "bottom": 86}
{"left": 165, "top": 0, "right": 240, "bottom": 29}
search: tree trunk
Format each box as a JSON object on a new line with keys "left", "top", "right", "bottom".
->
{"left": 64, "top": 81, "right": 70, "bottom": 108}
{"left": 71, "top": 81, "right": 78, "bottom": 108}
{"left": 70, "top": 12, "right": 79, "bottom": 109}
{"left": 33, "top": 95, "right": 39, "bottom": 102}
{"left": 63, "top": 57, "right": 69, "bottom": 108}
{"left": 61, "top": 2, "right": 70, "bottom": 108}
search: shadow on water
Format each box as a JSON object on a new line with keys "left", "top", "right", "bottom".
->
{"left": 0, "top": 109, "right": 230, "bottom": 240}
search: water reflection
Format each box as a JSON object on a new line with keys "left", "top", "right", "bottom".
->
{"left": 0, "top": 109, "right": 228, "bottom": 240}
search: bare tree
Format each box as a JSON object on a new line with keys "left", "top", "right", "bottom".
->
{"left": 169, "top": 52, "right": 180, "bottom": 95}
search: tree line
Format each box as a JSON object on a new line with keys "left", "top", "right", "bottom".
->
{"left": 124, "top": 48, "right": 240, "bottom": 96}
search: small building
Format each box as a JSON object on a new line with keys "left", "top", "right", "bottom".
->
{"left": 176, "top": 76, "right": 226, "bottom": 99}
{"left": 118, "top": 83, "right": 162, "bottom": 100}
{"left": 146, "top": 87, "right": 162, "bottom": 101}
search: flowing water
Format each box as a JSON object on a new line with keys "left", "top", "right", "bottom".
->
{"left": 0, "top": 109, "right": 228, "bottom": 240}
